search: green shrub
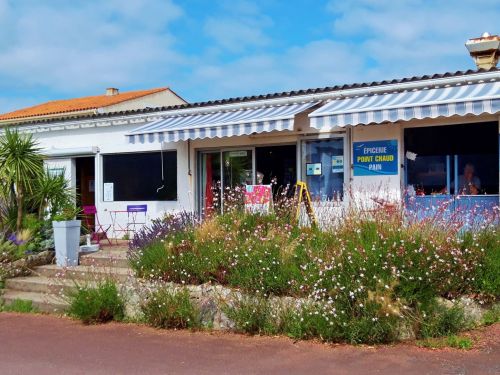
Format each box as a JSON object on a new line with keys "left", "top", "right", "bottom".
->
{"left": 67, "top": 280, "right": 125, "bottom": 324}
{"left": 472, "top": 230, "right": 500, "bottom": 299}
{"left": 1, "top": 299, "right": 38, "bottom": 313}
{"left": 224, "top": 296, "right": 278, "bottom": 335}
{"left": 419, "top": 302, "right": 467, "bottom": 338}
{"left": 482, "top": 304, "right": 500, "bottom": 325}
{"left": 142, "top": 288, "right": 200, "bottom": 329}
{"left": 279, "top": 303, "right": 344, "bottom": 342}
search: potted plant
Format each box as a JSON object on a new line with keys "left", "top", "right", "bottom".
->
{"left": 52, "top": 205, "right": 81, "bottom": 266}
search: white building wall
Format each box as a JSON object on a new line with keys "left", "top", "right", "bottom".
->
{"left": 44, "top": 158, "right": 75, "bottom": 189}
{"left": 34, "top": 124, "right": 191, "bottom": 237}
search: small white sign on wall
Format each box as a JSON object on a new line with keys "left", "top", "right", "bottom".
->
{"left": 103, "top": 183, "right": 114, "bottom": 202}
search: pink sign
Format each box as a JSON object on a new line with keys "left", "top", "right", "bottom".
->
{"left": 244, "top": 185, "right": 272, "bottom": 213}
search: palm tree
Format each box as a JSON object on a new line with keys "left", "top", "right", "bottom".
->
{"left": 0, "top": 129, "right": 44, "bottom": 232}
{"left": 31, "top": 168, "right": 74, "bottom": 219}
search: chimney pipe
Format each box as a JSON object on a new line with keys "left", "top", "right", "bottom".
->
{"left": 106, "top": 88, "right": 119, "bottom": 96}
{"left": 465, "top": 32, "right": 500, "bottom": 70}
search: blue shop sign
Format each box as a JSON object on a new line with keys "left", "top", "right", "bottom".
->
{"left": 353, "top": 140, "right": 398, "bottom": 176}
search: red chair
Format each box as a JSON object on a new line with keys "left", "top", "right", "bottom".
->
{"left": 82, "top": 205, "right": 112, "bottom": 246}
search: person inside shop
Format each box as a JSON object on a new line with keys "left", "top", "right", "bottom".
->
{"left": 457, "top": 163, "right": 481, "bottom": 195}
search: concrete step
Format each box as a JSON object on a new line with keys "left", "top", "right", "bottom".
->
{"left": 79, "top": 251, "right": 129, "bottom": 268}
{"left": 34, "top": 264, "right": 132, "bottom": 282}
{"left": 1, "top": 290, "right": 68, "bottom": 313}
{"left": 4, "top": 276, "right": 79, "bottom": 295}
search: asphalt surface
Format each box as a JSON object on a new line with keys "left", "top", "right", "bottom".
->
{"left": 0, "top": 313, "right": 499, "bottom": 375}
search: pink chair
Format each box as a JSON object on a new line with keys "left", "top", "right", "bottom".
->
{"left": 82, "top": 205, "right": 112, "bottom": 246}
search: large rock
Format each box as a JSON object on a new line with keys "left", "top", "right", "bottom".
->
{"left": 436, "top": 296, "right": 486, "bottom": 326}
{"left": 1, "top": 250, "right": 54, "bottom": 280}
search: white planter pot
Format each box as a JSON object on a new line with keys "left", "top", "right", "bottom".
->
{"left": 52, "top": 220, "right": 81, "bottom": 267}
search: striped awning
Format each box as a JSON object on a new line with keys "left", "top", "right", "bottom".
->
{"left": 127, "top": 101, "right": 318, "bottom": 143}
{"left": 309, "top": 81, "right": 500, "bottom": 130}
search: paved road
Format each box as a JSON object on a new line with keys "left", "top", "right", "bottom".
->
{"left": 0, "top": 313, "right": 499, "bottom": 375}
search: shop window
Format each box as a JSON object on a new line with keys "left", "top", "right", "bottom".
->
{"left": 103, "top": 151, "right": 177, "bottom": 201}
{"left": 405, "top": 122, "right": 498, "bottom": 196}
{"left": 302, "top": 138, "right": 345, "bottom": 201}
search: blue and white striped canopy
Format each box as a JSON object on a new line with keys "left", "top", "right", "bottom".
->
{"left": 309, "top": 81, "right": 500, "bottom": 130}
{"left": 127, "top": 101, "right": 318, "bottom": 143}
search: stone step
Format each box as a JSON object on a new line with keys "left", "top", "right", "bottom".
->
{"left": 5, "top": 276, "right": 79, "bottom": 295}
{"left": 79, "top": 251, "right": 129, "bottom": 268}
{"left": 34, "top": 264, "right": 132, "bottom": 282}
{"left": 1, "top": 290, "right": 68, "bottom": 313}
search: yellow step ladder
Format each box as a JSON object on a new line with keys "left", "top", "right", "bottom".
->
{"left": 295, "top": 181, "right": 318, "bottom": 227}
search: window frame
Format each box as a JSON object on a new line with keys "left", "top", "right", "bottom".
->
{"left": 300, "top": 133, "right": 349, "bottom": 202}
{"left": 102, "top": 150, "right": 177, "bottom": 202}
{"left": 402, "top": 121, "right": 499, "bottom": 197}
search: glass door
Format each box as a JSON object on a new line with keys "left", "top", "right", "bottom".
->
{"left": 200, "top": 151, "right": 222, "bottom": 215}
{"left": 199, "top": 149, "right": 254, "bottom": 215}
{"left": 302, "top": 138, "right": 345, "bottom": 201}
{"left": 222, "top": 150, "right": 253, "bottom": 188}
{"left": 222, "top": 149, "right": 253, "bottom": 210}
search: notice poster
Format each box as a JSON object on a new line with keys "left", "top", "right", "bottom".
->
{"left": 306, "top": 163, "right": 322, "bottom": 176}
{"left": 244, "top": 185, "right": 272, "bottom": 214}
{"left": 228, "top": 150, "right": 248, "bottom": 158}
{"left": 103, "top": 183, "right": 114, "bottom": 202}
{"left": 353, "top": 140, "right": 398, "bottom": 176}
{"left": 47, "top": 168, "right": 65, "bottom": 177}
{"left": 331, "top": 155, "right": 344, "bottom": 173}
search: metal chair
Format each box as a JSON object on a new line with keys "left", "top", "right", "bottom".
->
{"left": 126, "top": 204, "right": 147, "bottom": 236}
{"left": 82, "top": 205, "right": 112, "bottom": 246}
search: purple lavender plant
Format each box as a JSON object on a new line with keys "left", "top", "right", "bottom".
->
{"left": 128, "top": 211, "right": 199, "bottom": 259}
{"left": 7, "top": 232, "right": 26, "bottom": 246}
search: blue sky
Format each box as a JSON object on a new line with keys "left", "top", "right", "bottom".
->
{"left": 0, "top": 0, "right": 499, "bottom": 113}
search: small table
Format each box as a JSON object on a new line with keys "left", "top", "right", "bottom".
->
{"left": 108, "top": 210, "right": 130, "bottom": 244}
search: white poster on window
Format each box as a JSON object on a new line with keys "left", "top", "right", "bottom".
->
{"left": 331, "top": 155, "right": 344, "bottom": 173}
{"left": 103, "top": 183, "right": 114, "bottom": 202}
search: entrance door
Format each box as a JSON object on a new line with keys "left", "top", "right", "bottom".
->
{"left": 199, "top": 149, "right": 253, "bottom": 215}
{"left": 200, "top": 152, "right": 222, "bottom": 214}
{"left": 75, "top": 157, "right": 95, "bottom": 208}
{"left": 75, "top": 157, "right": 96, "bottom": 227}
{"left": 256, "top": 145, "right": 296, "bottom": 195}
{"left": 302, "top": 138, "right": 345, "bottom": 201}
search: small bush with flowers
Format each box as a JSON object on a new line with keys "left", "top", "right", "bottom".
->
{"left": 141, "top": 287, "right": 200, "bottom": 329}
{"left": 129, "top": 188, "right": 500, "bottom": 344}
{"left": 67, "top": 280, "right": 125, "bottom": 324}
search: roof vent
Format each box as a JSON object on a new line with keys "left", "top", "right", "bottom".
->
{"left": 465, "top": 33, "right": 500, "bottom": 69}
{"left": 106, "top": 88, "right": 119, "bottom": 96}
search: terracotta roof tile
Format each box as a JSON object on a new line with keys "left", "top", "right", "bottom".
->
{"left": 0, "top": 87, "right": 168, "bottom": 121}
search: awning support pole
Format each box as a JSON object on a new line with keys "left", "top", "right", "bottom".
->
{"left": 188, "top": 139, "right": 192, "bottom": 176}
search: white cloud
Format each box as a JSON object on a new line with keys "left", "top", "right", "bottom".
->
{"left": 183, "top": 0, "right": 500, "bottom": 102}
{"left": 328, "top": 0, "right": 500, "bottom": 77}
{"left": 203, "top": 1, "right": 273, "bottom": 54}
{"left": 188, "top": 40, "right": 365, "bottom": 99}
{"left": 0, "top": 0, "right": 498, "bottom": 113}
{"left": 0, "top": 0, "right": 184, "bottom": 97}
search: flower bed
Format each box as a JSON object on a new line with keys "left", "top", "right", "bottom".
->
{"left": 128, "top": 203, "right": 500, "bottom": 344}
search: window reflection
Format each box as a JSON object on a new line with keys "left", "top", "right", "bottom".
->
{"left": 303, "top": 138, "right": 344, "bottom": 201}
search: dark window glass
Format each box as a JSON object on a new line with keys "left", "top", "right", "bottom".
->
{"left": 405, "top": 122, "right": 498, "bottom": 195}
{"left": 103, "top": 151, "right": 177, "bottom": 201}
